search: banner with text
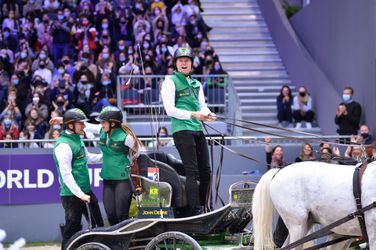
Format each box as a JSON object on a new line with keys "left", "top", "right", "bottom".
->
{"left": 0, "top": 154, "right": 103, "bottom": 204}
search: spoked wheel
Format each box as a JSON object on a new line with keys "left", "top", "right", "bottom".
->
{"left": 76, "top": 242, "right": 111, "bottom": 250}
{"left": 145, "top": 231, "right": 202, "bottom": 250}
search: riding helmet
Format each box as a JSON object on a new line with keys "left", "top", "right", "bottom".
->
{"left": 96, "top": 106, "right": 123, "bottom": 124}
{"left": 63, "top": 108, "right": 88, "bottom": 125}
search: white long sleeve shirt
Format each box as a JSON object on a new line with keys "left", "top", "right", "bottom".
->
{"left": 83, "top": 122, "right": 138, "bottom": 153}
{"left": 161, "top": 75, "right": 211, "bottom": 120}
{"left": 55, "top": 131, "right": 102, "bottom": 198}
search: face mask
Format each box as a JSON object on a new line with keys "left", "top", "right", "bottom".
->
{"left": 64, "top": 11, "right": 70, "bottom": 17}
{"left": 58, "top": 68, "right": 65, "bottom": 74}
{"left": 143, "top": 43, "right": 149, "bottom": 49}
{"left": 29, "top": 0, "right": 35, "bottom": 3}
{"left": 161, "top": 47, "right": 167, "bottom": 53}
{"left": 53, "top": 124, "right": 61, "bottom": 130}
{"left": 4, "top": 119, "right": 11, "bottom": 127}
{"left": 119, "top": 56, "right": 126, "bottom": 62}
{"left": 33, "top": 97, "right": 40, "bottom": 103}
{"left": 63, "top": 59, "right": 70, "bottom": 65}
{"left": 83, "top": 5, "right": 89, "bottom": 10}
{"left": 128, "top": 50, "right": 133, "bottom": 55}
{"left": 342, "top": 94, "right": 351, "bottom": 102}
{"left": 102, "top": 23, "right": 109, "bottom": 29}
{"left": 102, "top": 53, "right": 109, "bottom": 59}
{"left": 57, "top": 15, "right": 64, "bottom": 21}
{"left": 57, "top": 100, "right": 65, "bottom": 105}
{"left": 39, "top": 54, "right": 47, "bottom": 60}
{"left": 159, "top": 133, "right": 167, "bottom": 138}
{"left": 214, "top": 65, "right": 220, "bottom": 71}
{"left": 39, "top": 64, "right": 45, "bottom": 69}
{"left": 154, "top": 10, "right": 160, "bottom": 15}
{"left": 299, "top": 92, "right": 306, "bottom": 97}
{"left": 21, "top": 51, "right": 27, "bottom": 58}
{"left": 118, "top": 45, "right": 125, "bottom": 51}
{"left": 361, "top": 133, "right": 369, "bottom": 139}
{"left": 12, "top": 79, "right": 19, "bottom": 85}
{"left": 102, "top": 80, "right": 111, "bottom": 86}
{"left": 3, "top": 31, "right": 10, "bottom": 38}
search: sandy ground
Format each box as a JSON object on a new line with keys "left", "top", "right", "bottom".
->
{"left": 22, "top": 246, "right": 60, "bottom": 250}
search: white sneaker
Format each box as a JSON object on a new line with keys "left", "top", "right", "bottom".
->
{"left": 306, "top": 122, "right": 312, "bottom": 129}
{"left": 295, "top": 122, "right": 302, "bottom": 129}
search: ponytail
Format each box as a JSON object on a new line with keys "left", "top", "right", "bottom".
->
{"left": 121, "top": 123, "right": 143, "bottom": 158}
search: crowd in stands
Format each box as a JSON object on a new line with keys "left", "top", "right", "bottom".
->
{"left": 273, "top": 85, "right": 374, "bottom": 165}
{"left": 0, "top": 0, "right": 228, "bottom": 147}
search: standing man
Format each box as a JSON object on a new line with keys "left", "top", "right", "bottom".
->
{"left": 53, "top": 108, "right": 104, "bottom": 249}
{"left": 335, "top": 87, "right": 362, "bottom": 143}
{"left": 161, "top": 47, "right": 216, "bottom": 216}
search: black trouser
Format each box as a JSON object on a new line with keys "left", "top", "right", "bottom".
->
{"left": 61, "top": 191, "right": 103, "bottom": 250}
{"left": 274, "top": 216, "right": 289, "bottom": 247}
{"left": 173, "top": 130, "right": 212, "bottom": 213}
{"left": 277, "top": 110, "right": 292, "bottom": 123}
{"left": 293, "top": 110, "right": 314, "bottom": 122}
{"left": 103, "top": 179, "right": 133, "bottom": 226}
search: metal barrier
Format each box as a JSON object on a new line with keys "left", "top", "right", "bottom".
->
{"left": 116, "top": 74, "right": 229, "bottom": 118}
{"left": 0, "top": 135, "right": 352, "bottom": 149}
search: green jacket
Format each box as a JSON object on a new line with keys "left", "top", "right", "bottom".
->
{"left": 170, "top": 71, "right": 203, "bottom": 134}
{"left": 99, "top": 128, "right": 130, "bottom": 180}
{"left": 53, "top": 132, "right": 90, "bottom": 196}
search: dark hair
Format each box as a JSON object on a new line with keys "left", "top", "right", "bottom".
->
{"left": 344, "top": 86, "right": 354, "bottom": 94}
{"left": 279, "top": 85, "right": 292, "bottom": 99}
{"left": 157, "top": 126, "right": 168, "bottom": 138}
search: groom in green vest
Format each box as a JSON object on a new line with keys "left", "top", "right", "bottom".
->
{"left": 53, "top": 108, "right": 104, "bottom": 249}
{"left": 161, "top": 47, "right": 216, "bottom": 216}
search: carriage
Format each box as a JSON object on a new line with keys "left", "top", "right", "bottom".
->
{"left": 65, "top": 153, "right": 255, "bottom": 250}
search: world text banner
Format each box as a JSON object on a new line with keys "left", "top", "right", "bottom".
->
{"left": 0, "top": 154, "right": 103, "bottom": 204}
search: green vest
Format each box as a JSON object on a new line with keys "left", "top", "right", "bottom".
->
{"left": 53, "top": 132, "right": 90, "bottom": 196}
{"left": 170, "top": 71, "right": 203, "bottom": 134}
{"left": 98, "top": 128, "right": 130, "bottom": 180}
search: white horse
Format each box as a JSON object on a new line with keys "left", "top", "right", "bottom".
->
{"left": 252, "top": 161, "right": 376, "bottom": 250}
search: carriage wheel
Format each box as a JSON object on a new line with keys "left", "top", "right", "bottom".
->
{"left": 145, "top": 231, "right": 202, "bottom": 250}
{"left": 76, "top": 242, "right": 111, "bottom": 250}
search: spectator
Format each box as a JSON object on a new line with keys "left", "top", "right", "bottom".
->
{"left": 2, "top": 0, "right": 20, "bottom": 20}
{"left": 19, "top": 130, "right": 32, "bottom": 149}
{"left": 344, "top": 136, "right": 366, "bottom": 163}
{"left": 335, "top": 87, "right": 362, "bottom": 143}
{"left": 2, "top": 26, "right": 18, "bottom": 52}
{"left": 51, "top": 9, "right": 71, "bottom": 64}
{"left": 50, "top": 79, "right": 74, "bottom": 109}
{"left": 25, "top": 107, "right": 48, "bottom": 138}
{"left": 357, "top": 124, "right": 374, "bottom": 157}
{"left": 23, "top": 0, "right": 42, "bottom": 16}
{"left": 171, "top": 2, "right": 185, "bottom": 26}
{"left": 25, "top": 92, "right": 49, "bottom": 121}
{"left": 264, "top": 137, "right": 285, "bottom": 169}
{"left": 36, "top": 14, "right": 53, "bottom": 50}
{"left": 148, "top": 126, "right": 174, "bottom": 149}
{"left": 25, "top": 120, "right": 43, "bottom": 142}
{"left": 75, "top": 15, "right": 97, "bottom": 51}
{"left": 295, "top": 143, "right": 315, "bottom": 162}
{"left": 276, "top": 85, "right": 293, "bottom": 127}
{"left": 43, "top": 0, "right": 60, "bottom": 12}
{"left": 2, "top": 10, "right": 19, "bottom": 35}
{"left": 74, "top": 74, "right": 94, "bottom": 115}
{"left": 43, "top": 128, "right": 61, "bottom": 148}
{"left": 319, "top": 142, "right": 340, "bottom": 163}
{"left": 207, "top": 61, "right": 227, "bottom": 88}
{"left": 32, "top": 50, "right": 55, "bottom": 73}
{"left": 293, "top": 86, "right": 314, "bottom": 129}
{"left": 1, "top": 90, "right": 22, "bottom": 128}
{"left": 0, "top": 113, "right": 19, "bottom": 142}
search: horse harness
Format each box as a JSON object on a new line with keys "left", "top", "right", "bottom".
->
{"left": 352, "top": 158, "right": 372, "bottom": 242}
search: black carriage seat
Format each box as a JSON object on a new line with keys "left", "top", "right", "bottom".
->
{"left": 146, "top": 151, "right": 185, "bottom": 176}
{"left": 137, "top": 153, "right": 194, "bottom": 208}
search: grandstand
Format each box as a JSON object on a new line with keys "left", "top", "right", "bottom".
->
{"left": 0, "top": 0, "right": 374, "bottom": 245}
